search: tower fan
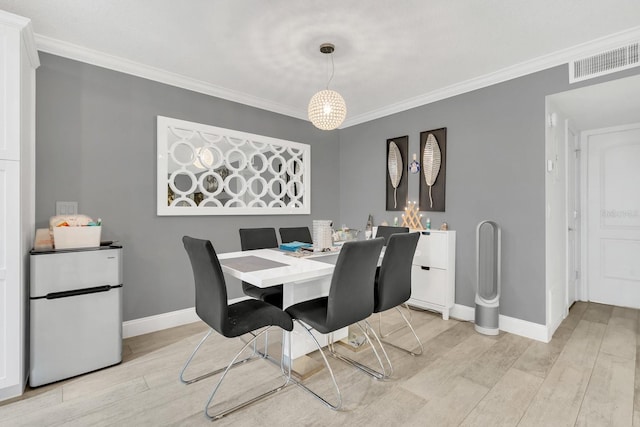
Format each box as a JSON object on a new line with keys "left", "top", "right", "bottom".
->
{"left": 475, "top": 220, "right": 501, "bottom": 335}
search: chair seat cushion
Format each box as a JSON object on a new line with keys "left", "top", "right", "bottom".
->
{"left": 226, "top": 299, "right": 293, "bottom": 337}
{"left": 285, "top": 297, "right": 331, "bottom": 334}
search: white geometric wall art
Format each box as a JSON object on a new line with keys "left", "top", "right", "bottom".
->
{"left": 157, "top": 116, "right": 311, "bottom": 215}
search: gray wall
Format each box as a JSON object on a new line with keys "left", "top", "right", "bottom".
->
{"left": 36, "top": 52, "right": 640, "bottom": 325}
{"left": 36, "top": 53, "right": 340, "bottom": 321}
{"left": 339, "top": 65, "right": 640, "bottom": 325}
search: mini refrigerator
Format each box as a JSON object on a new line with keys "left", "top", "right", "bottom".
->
{"left": 29, "top": 246, "right": 123, "bottom": 387}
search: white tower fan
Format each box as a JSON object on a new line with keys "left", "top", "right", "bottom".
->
{"left": 475, "top": 220, "right": 501, "bottom": 335}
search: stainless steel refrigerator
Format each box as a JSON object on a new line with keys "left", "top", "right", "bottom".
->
{"left": 29, "top": 246, "right": 123, "bottom": 387}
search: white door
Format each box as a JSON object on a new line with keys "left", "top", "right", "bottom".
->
{"left": 565, "top": 122, "right": 579, "bottom": 309}
{"left": 586, "top": 124, "right": 640, "bottom": 308}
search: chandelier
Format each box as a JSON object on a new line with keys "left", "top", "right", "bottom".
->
{"left": 308, "top": 43, "right": 346, "bottom": 130}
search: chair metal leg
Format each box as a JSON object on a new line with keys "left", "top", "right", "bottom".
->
{"left": 362, "top": 320, "right": 394, "bottom": 377}
{"left": 287, "top": 320, "right": 342, "bottom": 410}
{"left": 203, "top": 327, "right": 292, "bottom": 421}
{"left": 379, "top": 306, "right": 424, "bottom": 357}
{"left": 378, "top": 303, "right": 413, "bottom": 338}
{"left": 180, "top": 328, "right": 260, "bottom": 385}
{"left": 180, "top": 329, "right": 261, "bottom": 385}
{"left": 327, "top": 321, "right": 392, "bottom": 380}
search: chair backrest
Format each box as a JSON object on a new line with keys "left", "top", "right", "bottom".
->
{"left": 182, "top": 236, "right": 229, "bottom": 334}
{"left": 325, "top": 237, "right": 385, "bottom": 331}
{"left": 239, "top": 228, "right": 279, "bottom": 251}
{"left": 279, "top": 227, "right": 313, "bottom": 244}
{"left": 375, "top": 226, "right": 409, "bottom": 245}
{"left": 374, "top": 232, "right": 420, "bottom": 312}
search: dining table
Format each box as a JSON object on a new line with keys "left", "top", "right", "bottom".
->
{"left": 218, "top": 247, "right": 348, "bottom": 374}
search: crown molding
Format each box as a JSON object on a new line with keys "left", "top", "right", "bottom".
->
{"left": 34, "top": 25, "right": 640, "bottom": 129}
{"left": 0, "top": 9, "right": 31, "bottom": 28}
{"left": 34, "top": 34, "right": 307, "bottom": 121}
{"left": 342, "top": 25, "right": 640, "bottom": 128}
{"left": 22, "top": 21, "right": 40, "bottom": 68}
{"left": 0, "top": 10, "right": 40, "bottom": 68}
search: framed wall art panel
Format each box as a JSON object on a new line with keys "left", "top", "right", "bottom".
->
{"left": 157, "top": 116, "right": 311, "bottom": 216}
{"left": 419, "top": 127, "right": 447, "bottom": 212}
{"left": 386, "top": 135, "right": 409, "bottom": 211}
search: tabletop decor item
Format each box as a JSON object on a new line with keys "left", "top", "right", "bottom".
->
{"left": 419, "top": 128, "right": 447, "bottom": 212}
{"left": 401, "top": 201, "right": 424, "bottom": 229}
{"left": 386, "top": 136, "right": 408, "bottom": 211}
{"left": 365, "top": 214, "right": 374, "bottom": 239}
{"left": 312, "top": 220, "right": 333, "bottom": 251}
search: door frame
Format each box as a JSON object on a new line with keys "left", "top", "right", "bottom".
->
{"left": 579, "top": 130, "right": 589, "bottom": 301}
{"left": 565, "top": 120, "right": 580, "bottom": 310}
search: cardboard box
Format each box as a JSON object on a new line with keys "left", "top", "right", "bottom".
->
{"left": 53, "top": 226, "right": 101, "bottom": 249}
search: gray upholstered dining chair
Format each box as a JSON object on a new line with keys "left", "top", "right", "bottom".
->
{"left": 279, "top": 226, "right": 313, "bottom": 244}
{"left": 238, "top": 228, "right": 283, "bottom": 308}
{"left": 285, "top": 237, "right": 387, "bottom": 410}
{"left": 374, "top": 225, "right": 409, "bottom": 245}
{"left": 180, "top": 236, "right": 294, "bottom": 421}
{"left": 374, "top": 232, "right": 423, "bottom": 359}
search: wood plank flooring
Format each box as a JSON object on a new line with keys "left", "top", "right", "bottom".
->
{"left": 1, "top": 301, "right": 639, "bottom": 426}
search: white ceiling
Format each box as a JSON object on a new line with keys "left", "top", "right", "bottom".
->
{"left": 2, "top": 1, "right": 640, "bottom": 127}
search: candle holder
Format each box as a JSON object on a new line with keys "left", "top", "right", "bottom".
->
{"left": 401, "top": 201, "right": 424, "bottom": 230}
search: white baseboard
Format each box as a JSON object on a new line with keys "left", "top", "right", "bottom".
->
{"left": 122, "top": 297, "right": 249, "bottom": 338}
{"left": 449, "top": 304, "right": 475, "bottom": 322}
{"left": 122, "top": 307, "right": 199, "bottom": 339}
{"left": 0, "top": 384, "right": 23, "bottom": 402}
{"left": 123, "top": 301, "right": 551, "bottom": 343}
{"left": 450, "top": 304, "right": 550, "bottom": 343}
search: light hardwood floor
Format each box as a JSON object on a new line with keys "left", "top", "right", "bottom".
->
{"left": 1, "top": 302, "right": 638, "bottom": 426}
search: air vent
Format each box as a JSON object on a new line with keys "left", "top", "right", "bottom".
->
{"left": 569, "top": 42, "right": 639, "bottom": 83}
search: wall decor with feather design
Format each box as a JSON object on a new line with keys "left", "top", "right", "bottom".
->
{"left": 423, "top": 134, "right": 441, "bottom": 208}
{"left": 419, "top": 128, "right": 447, "bottom": 212}
{"left": 388, "top": 141, "right": 403, "bottom": 208}
{"left": 386, "top": 136, "right": 409, "bottom": 211}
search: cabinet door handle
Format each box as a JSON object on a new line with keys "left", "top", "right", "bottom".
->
{"left": 421, "top": 266, "right": 430, "bottom": 270}
{"left": 421, "top": 231, "right": 431, "bottom": 236}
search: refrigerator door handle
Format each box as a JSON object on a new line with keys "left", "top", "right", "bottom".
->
{"left": 45, "top": 285, "right": 113, "bottom": 300}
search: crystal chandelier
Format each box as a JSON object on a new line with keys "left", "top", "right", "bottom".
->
{"left": 308, "top": 43, "right": 346, "bottom": 130}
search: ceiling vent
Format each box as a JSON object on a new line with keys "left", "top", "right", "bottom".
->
{"left": 569, "top": 42, "right": 639, "bottom": 83}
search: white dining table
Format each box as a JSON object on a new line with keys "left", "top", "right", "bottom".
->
{"left": 218, "top": 248, "right": 347, "bottom": 361}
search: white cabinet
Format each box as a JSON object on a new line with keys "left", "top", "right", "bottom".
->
{"left": 0, "top": 11, "right": 39, "bottom": 401}
{"left": 408, "top": 230, "right": 456, "bottom": 319}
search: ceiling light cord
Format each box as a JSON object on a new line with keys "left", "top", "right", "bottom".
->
{"left": 325, "top": 53, "right": 335, "bottom": 90}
